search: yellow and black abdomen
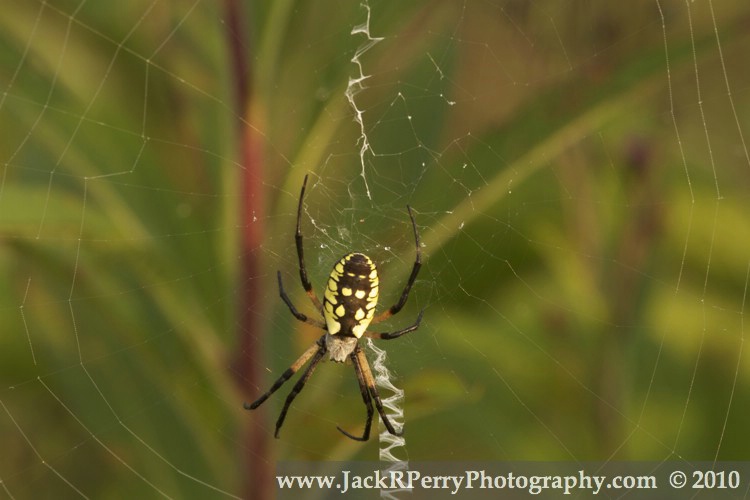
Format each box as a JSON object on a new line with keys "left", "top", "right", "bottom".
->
{"left": 323, "top": 253, "right": 379, "bottom": 338}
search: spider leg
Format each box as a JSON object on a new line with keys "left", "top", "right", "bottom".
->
{"left": 244, "top": 336, "right": 325, "bottom": 411}
{"left": 295, "top": 174, "right": 324, "bottom": 312}
{"left": 277, "top": 271, "right": 326, "bottom": 328}
{"left": 336, "top": 347, "right": 374, "bottom": 441}
{"left": 272, "top": 344, "right": 327, "bottom": 438}
{"left": 365, "top": 309, "right": 424, "bottom": 340}
{"left": 371, "top": 205, "right": 421, "bottom": 325}
{"left": 355, "top": 345, "right": 403, "bottom": 437}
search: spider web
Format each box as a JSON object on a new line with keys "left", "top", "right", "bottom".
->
{"left": 2, "top": 0, "right": 750, "bottom": 498}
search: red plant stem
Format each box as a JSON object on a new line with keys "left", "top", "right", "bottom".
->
{"left": 224, "top": 1, "right": 272, "bottom": 498}
{"left": 237, "top": 124, "right": 271, "bottom": 500}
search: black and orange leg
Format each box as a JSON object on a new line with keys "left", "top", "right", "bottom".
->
{"left": 244, "top": 336, "right": 325, "bottom": 411}
{"left": 294, "top": 174, "right": 324, "bottom": 312}
{"left": 271, "top": 344, "right": 327, "bottom": 438}
{"left": 365, "top": 309, "right": 424, "bottom": 341}
{"left": 371, "top": 205, "right": 421, "bottom": 325}
{"left": 336, "top": 348, "right": 374, "bottom": 441}
{"left": 277, "top": 271, "right": 325, "bottom": 328}
{"left": 353, "top": 345, "right": 403, "bottom": 437}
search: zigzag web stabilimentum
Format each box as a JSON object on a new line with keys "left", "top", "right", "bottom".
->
{"left": 346, "top": 4, "right": 410, "bottom": 496}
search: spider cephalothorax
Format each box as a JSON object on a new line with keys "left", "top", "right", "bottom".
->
{"left": 244, "top": 175, "right": 423, "bottom": 441}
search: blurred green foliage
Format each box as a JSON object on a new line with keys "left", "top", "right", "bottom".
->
{"left": 1, "top": 0, "right": 750, "bottom": 498}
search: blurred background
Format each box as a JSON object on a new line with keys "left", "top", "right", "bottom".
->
{"left": 2, "top": 0, "right": 750, "bottom": 498}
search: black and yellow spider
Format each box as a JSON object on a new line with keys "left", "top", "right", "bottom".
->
{"left": 244, "top": 175, "right": 423, "bottom": 441}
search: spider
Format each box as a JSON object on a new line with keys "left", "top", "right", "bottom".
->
{"left": 244, "top": 175, "right": 423, "bottom": 441}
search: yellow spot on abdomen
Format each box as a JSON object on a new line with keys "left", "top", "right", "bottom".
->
{"left": 352, "top": 323, "right": 367, "bottom": 338}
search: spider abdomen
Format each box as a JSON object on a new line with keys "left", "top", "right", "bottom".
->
{"left": 323, "top": 253, "right": 379, "bottom": 338}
